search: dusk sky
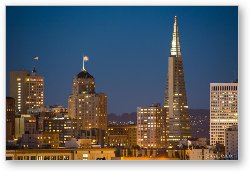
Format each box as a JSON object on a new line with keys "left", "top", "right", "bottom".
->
{"left": 6, "top": 6, "right": 238, "bottom": 114}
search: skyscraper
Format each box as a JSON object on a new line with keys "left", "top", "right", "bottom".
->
{"left": 10, "top": 67, "right": 44, "bottom": 114}
{"left": 10, "top": 70, "right": 29, "bottom": 114}
{"left": 210, "top": 83, "right": 238, "bottom": 146}
{"left": 68, "top": 58, "right": 107, "bottom": 131}
{"left": 26, "top": 67, "right": 44, "bottom": 113}
{"left": 164, "top": 16, "right": 191, "bottom": 146}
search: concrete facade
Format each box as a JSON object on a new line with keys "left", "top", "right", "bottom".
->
{"left": 210, "top": 83, "right": 238, "bottom": 146}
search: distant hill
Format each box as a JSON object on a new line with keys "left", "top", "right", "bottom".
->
{"left": 108, "top": 112, "right": 137, "bottom": 124}
{"left": 108, "top": 109, "right": 210, "bottom": 139}
{"left": 189, "top": 109, "right": 210, "bottom": 139}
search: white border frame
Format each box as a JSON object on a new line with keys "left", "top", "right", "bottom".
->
{"left": 1, "top": 1, "right": 249, "bottom": 172}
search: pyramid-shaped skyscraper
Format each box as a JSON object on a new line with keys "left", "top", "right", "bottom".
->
{"left": 164, "top": 16, "right": 192, "bottom": 146}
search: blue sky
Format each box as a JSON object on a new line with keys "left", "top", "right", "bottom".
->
{"left": 6, "top": 6, "right": 238, "bottom": 113}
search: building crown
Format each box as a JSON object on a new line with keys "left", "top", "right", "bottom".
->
{"left": 170, "top": 16, "right": 182, "bottom": 57}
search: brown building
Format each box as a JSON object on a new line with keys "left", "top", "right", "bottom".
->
{"left": 107, "top": 125, "right": 137, "bottom": 147}
{"left": 43, "top": 117, "right": 77, "bottom": 146}
{"left": 225, "top": 125, "right": 238, "bottom": 160}
{"left": 137, "top": 103, "right": 167, "bottom": 148}
{"left": 6, "top": 97, "right": 15, "bottom": 140}
{"left": 20, "top": 132, "right": 59, "bottom": 149}
{"left": 24, "top": 116, "right": 37, "bottom": 134}
{"left": 9, "top": 68, "right": 44, "bottom": 114}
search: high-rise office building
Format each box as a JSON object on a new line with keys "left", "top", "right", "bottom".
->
{"left": 137, "top": 103, "right": 166, "bottom": 148}
{"left": 210, "top": 83, "right": 238, "bottom": 146}
{"left": 26, "top": 67, "right": 44, "bottom": 113}
{"left": 164, "top": 16, "right": 191, "bottom": 145}
{"left": 68, "top": 58, "right": 107, "bottom": 131}
{"left": 10, "top": 70, "right": 29, "bottom": 114}
{"left": 10, "top": 67, "right": 44, "bottom": 114}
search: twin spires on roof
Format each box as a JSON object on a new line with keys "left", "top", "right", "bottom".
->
{"left": 170, "top": 16, "right": 182, "bottom": 57}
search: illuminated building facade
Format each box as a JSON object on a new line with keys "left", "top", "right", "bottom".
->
{"left": 6, "top": 97, "right": 15, "bottom": 140}
{"left": 10, "top": 70, "right": 29, "bottom": 114}
{"left": 107, "top": 125, "right": 137, "bottom": 147}
{"left": 20, "top": 132, "right": 59, "bottom": 149}
{"left": 68, "top": 61, "right": 107, "bottom": 131}
{"left": 137, "top": 103, "right": 166, "bottom": 148}
{"left": 26, "top": 68, "right": 44, "bottom": 113}
{"left": 210, "top": 83, "right": 238, "bottom": 146}
{"left": 10, "top": 68, "right": 44, "bottom": 114}
{"left": 164, "top": 16, "right": 191, "bottom": 145}
{"left": 43, "top": 117, "right": 77, "bottom": 145}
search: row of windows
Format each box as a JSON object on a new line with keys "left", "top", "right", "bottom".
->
{"left": 211, "top": 86, "right": 237, "bottom": 91}
{"left": 16, "top": 155, "right": 69, "bottom": 160}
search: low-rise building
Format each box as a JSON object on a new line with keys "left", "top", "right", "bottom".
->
{"left": 107, "top": 124, "right": 137, "bottom": 147}
{"left": 189, "top": 148, "right": 214, "bottom": 160}
{"left": 6, "top": 148, "right": 116, "bottom": 160}
{"left": 20, "top": 132, "right": 59, "bottom": 149}
{"left": 43, "top": 117, "right": 77, "bottom": 146}
{"left": 225, "top": 125, "right": 238, "bottom": 160}
{"left": 65, "top": 138, "right": 92, "bottom": 148}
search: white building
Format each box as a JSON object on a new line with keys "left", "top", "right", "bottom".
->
{"left": 210, "top": 83, "right": 238, "bottom": 146}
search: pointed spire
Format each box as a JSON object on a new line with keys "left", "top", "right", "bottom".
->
{"left": 170, "top": 16, "right": 181, "bottom": 57}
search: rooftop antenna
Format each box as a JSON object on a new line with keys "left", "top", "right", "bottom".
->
{"left": 32, "top": 56, "right": 39, "bottom": 76}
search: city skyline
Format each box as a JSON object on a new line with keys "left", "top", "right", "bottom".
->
{"left": 6, "top": 6, "right": 238, "bottom": 114}
{"left": 5, "top": 6, "right": 239, "bottom": 161}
